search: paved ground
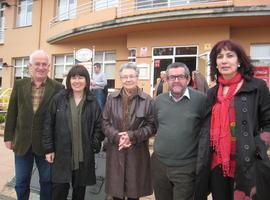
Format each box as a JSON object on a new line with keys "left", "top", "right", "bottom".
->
{"left": 0, "top": 131, "right": 153, "bottom": 200}
{"left": 0, "top": 132, "right": 210, "bottom": 200}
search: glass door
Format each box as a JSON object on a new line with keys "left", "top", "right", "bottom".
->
{"left": 152, "top": 58, "right": 173, "bottom": 96}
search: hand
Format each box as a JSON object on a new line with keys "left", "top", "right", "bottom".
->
{"left": 45, "top": 153, "right": 55, "bottom": 163}
{"left": 118, "top": 132, "right": 131, "bottom": 151}
{"left": 91, "top": 80, "right": 96, "bottom": 86}
{"left": 5, "top": 141, "right": 13, "bottom": 150}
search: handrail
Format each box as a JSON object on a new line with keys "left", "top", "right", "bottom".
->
{"left": 49, "top": 0, "right": 233, "bottom": 27}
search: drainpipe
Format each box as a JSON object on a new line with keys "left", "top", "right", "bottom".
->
{"left": 37, "top": 0, "right": 43, "bottom": 49}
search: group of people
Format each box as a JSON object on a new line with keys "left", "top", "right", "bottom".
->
{"left": 3, "top": 39, "right": 270, "bottom": 200}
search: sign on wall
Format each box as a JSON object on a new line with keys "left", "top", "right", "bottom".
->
{"left": 254, "top": 66, "right": 270, "bottom": 87}
{"left": 75, "top": 48, "right": 93, "bottom": 77}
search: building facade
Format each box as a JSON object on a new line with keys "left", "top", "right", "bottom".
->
{"left": 0, "top": 0, "right": 270, "bottom": 95}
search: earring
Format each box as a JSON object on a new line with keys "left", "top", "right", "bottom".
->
{"left": 216, "top": 66, "right": 218, "bottom": 69}
{"left": 238, "top": 64, "right": 241, "bottom": 68}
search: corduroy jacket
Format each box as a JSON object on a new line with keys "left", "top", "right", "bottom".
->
{"left": 4, "top": 78, "right": 63, "bottom": 156}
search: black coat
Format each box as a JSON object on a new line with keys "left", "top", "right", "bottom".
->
{"left": 42, "top": 90, "right": 104, "bottom": 185}
{"left": 195, "top": 78, "right": 270, "bottom": 200}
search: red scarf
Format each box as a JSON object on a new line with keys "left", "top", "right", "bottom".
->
{"left": 210, "top": 73, "right": 242, "bottom": 176}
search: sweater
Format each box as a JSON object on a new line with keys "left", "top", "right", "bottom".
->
{"left": 154, "top": 88, "right": 207, "bottom": 166}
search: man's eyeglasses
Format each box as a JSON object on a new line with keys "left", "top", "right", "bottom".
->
{"left": 120, "top": 75, "right": 138, "bottom": 80}
{"left": 33, "top": 62, "right": 48, "bottom": 67}
{"left": 168, "top": 74, "right": 187, "bottom": 81}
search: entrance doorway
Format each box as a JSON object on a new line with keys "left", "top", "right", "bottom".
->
{"left": 175, "top": 57, "right": 196, "bottom": 73}
{"left": 151, "top": 46, "right": 198, "bottom": 96}
{"left": 153, "top": 58, "right": 173, "bottom": 85}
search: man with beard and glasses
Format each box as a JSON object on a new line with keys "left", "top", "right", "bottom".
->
{"left": 152, "top": 62, "right": 207, "bottom": 200}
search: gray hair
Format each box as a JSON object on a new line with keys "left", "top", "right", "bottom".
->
{"left": 119, "top": 63, "right": 140, "bottom": 76}
{"left": 160, "top": 71, "right": 166, "bottom": 75}
{"left": 29, "top": 50, "right": 50, "bottom": 65}
{"left": 166, "top": 62, "right": 190, "bottom": 77}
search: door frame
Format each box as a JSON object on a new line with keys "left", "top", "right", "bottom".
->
{"left": 150, "top": 45, "right": 198, "bottom": 96}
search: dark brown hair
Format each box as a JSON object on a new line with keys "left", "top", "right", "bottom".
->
{"left": 209, "top": 39, "right": 254, "bottom": 81}
{"left": 66, "top": 65, "right": 90, "bottom": 94}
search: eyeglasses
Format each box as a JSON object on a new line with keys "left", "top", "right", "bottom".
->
{"left": 168, "top": 74, "right": 187, "bottom": 81}
{"left": 33, "top": 62, "right": 49, "bottom": 67}
{"left": 120, "top": 75, "right": 138, "bottom": 80}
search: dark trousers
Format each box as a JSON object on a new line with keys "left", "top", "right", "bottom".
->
{"left": 210, "top": 166, "right": 234, "bottom": 200}
{"left": 113, "top": 197, "right": 139, "bottom": 200}
{"left": 15, "top": 147, "right": 51, "bottom": 200}
{"left": 151, "top": 153, "right": 196, "bottom": 200}
{"left": 52, "top": 170, "right": 86, "bottom": 200}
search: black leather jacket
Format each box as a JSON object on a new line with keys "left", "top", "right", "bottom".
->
{"left": 42, "top": 89, "right": 104, "bottom": 185}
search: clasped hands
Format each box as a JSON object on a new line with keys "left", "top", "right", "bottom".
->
{"left": 118, "top": 132, "right": 131, "bottom": 151}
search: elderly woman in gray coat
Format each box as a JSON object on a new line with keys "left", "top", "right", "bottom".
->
{"left": 102, "top": 63, "right": 156, "bottom": 200}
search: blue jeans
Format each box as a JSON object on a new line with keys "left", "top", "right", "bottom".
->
{"left": 93, "top": 89, "right": 105, "bottom": 110}
{"left": 15, "top": 147, "right": 52, "bottom": 200}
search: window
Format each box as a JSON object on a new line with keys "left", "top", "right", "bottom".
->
{"left": 16, "top": 0, "right": 33, "bottom": 27}
{"left": 14, "top": 57, "right": 30, "bottom": 79}
{"left": 250, "top": 44, "right": 270, "bottom": 86}
{"left": 94, "top": 51, "right": 116, "bottom": 88}
{"left": 0, "top": 58, "right": 2, "bottom": 86}
{"left": 250, "top": 44, "right": 270, "bottom": 66}
{"left": 54, "top": 54, "right": 74, "bottom": 80}
{"left": 0, "top": 3, "right": 4, "bottom": 43}
{"left": 128, "top": 48, "right": 137, "bottom": 63}
{"left": 57, "top": 0, "right": 77, "bottom": 21}
{"left": 153, "top": 47, "right": 174, "bottom": 56}
{"left": 93, "top": 0, "right": 118, "bottom": 11}
{"left": 136, "top": 0, "right": 202, "bottom": 9}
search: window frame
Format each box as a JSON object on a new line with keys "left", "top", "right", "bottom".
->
{"left": 93, "top": 51, "right": 116, "bottom": 80}
{"left": 0, "top": 3, "right": 4, "bottom": 43}
{"left": 14, "top": 57, "right": 30, "bottom": 79}
{"left": 56, "top": 0, "right": 77, "bottom": 21}
{"left": 128, "top": 48, "right": 137, "bottom": 63}
{"left": 16, "top": 0, "right": 33, "bottom": 27}
{"left": 53, "top": 54, "right": 74, "bottom": 80}
{"left": 250, "top": 44, "right": 270, "bottom": 66}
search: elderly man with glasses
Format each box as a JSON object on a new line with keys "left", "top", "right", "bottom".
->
{"left": 4, "top": 50, "right": 63, "bottom": 200}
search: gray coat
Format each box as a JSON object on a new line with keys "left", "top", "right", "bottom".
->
{"left": 102, "top": 88, "right": 156, "bottom": 198}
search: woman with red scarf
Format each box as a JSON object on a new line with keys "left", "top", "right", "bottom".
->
{"left": 195, "top": 40, "right": 270, "bottom": 200}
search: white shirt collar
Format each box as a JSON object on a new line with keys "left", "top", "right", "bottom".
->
{"left": 169, "top": 87, "right": 190, "bottom": 102}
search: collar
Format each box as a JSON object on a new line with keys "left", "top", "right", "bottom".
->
{"left": 112, "top": 87, "right": 148, "bottom": 100}
{"left": 169, "top": 87, "right": 190, "bottom": 102}
{"left": 63, "top": 90, "right": 95, "bottom": 101}
{"left": 31, "top": 77, "right": 47, "bottom": 87}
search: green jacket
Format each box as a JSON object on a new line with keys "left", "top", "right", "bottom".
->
{"left": 4, "top": 78, "right": 63, "bottom": 156}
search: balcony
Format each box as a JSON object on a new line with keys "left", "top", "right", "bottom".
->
{"left": 47, "top": 0, "right": 270, "bottom": 43}
{"left": 50, "top": 0, "right": 232, "bottom": 27}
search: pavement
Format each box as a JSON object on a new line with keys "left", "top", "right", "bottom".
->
{"left": 0, "top": 130, "right": 16, "bottom": 200}
{"left": 0, "top": 130, "right": 154, "bottom": 200}
{"left": 0, "top": 131, "right": 210, "bottom": 200}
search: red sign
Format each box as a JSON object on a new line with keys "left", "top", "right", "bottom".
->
{"left": 254, "top": 66, "right": 270, "bottom": 87}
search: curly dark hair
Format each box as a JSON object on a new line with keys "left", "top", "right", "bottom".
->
{"left": 66, "top": 65, "right": 90, "bottom": 94}
{"left": 209, "top": 39, "right": 254, "bottom": 81}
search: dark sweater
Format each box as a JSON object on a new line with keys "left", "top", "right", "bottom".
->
{"left": 154, "top": 88, "right": 207, "bottom": 166}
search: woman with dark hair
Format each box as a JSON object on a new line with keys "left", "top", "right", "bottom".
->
{"left": 191, "top": 70, "right": 209, "bottom": 94}
{"left": 195, "top": 40, "right": 270, "bottom": 200}
{"left": 42, "top": 65, "right": 104, "bottom": 200}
